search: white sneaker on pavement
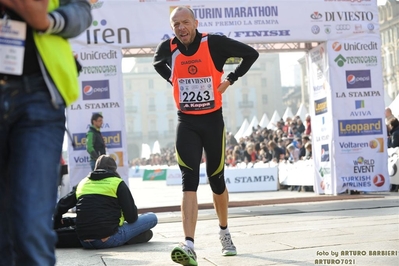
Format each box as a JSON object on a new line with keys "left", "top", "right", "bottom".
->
{"left": 220, "top": 233, "right": 237, "bottom": 256}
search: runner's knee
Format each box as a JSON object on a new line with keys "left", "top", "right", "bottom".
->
{"left": 182, "top": 174, "right": 199, "bottom": 192}
{"left": 209, "top": 175, "right": 226, "bottom": 195}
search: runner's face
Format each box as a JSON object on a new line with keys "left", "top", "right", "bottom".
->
{"left": 170, "top": 9, "right": 198, "bottom": 47}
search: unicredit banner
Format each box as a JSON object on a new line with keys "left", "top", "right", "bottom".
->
{"left": 66, "top": 44, "right": 128, "bottom": 187}
{"left": 72, "top": 0, "right": 379, "bottom": 47}
{"left": 327, "top": 35, "right": 389, "bottom": 193}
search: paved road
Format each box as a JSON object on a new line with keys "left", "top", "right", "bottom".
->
{"left": 56, "top": 179, "right": 399, "bottom": 266}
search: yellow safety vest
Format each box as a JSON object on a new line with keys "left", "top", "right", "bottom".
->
{"left": 33, "top": 0, "right": 78, "bottom": 106}
{"left": 76, "top": 176, "right": 125, "bottom": 226}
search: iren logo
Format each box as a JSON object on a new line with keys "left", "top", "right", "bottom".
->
{"left": 86, "top": 19, "right": 130, "bottom": 45}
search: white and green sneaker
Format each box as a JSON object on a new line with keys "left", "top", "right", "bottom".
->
{"left": 171, "top": 242, "right": 198, "bottom": 266}
{"left": 220, "top": 233, "right": 237, "bottom": 256}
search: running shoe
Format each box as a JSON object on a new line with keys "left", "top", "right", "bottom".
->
{"left": 171, "top": 242, "right": 198, "bottom": 266}
{"left": 220, "top": 233, "right": 237, "bottom": 256}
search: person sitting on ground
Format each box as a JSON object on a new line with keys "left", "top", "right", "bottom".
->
{"left": 54, "top": 155, "right": 158, "bottom": 249}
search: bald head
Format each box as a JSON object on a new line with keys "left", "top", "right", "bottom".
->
{"left": 170, "top": 6, "right": 198, "bottom": 48}
{"left": 385, "top": 107, "right": 393, "bottom": 118}
{"left": 170, "top": 6, "right": 195, "bottom": 22}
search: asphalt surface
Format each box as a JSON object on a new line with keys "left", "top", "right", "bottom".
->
{"left": 56, "top": 178, "right": 399, "bottom": 266}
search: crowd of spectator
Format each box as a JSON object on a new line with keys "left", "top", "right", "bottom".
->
{"left": 224, "top": 115, "right": 312, "bottom": 167}
{"left": 129, "top": 115, "right": 313, "bottom": 192}
{"left": 128, "top": 110, "right": 399, "bottom": 193}
{"left": 130, "top": 115, "right": 313, "bottom": 169}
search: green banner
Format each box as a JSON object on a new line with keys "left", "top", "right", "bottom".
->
{"left": 142, "top": 169, "right": 167, "bottom": 181}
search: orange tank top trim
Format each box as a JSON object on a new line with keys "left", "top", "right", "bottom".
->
{"left": 170, "top": 34, "right": 223, "bottom": 115}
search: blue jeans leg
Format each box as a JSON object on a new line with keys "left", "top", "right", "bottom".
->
{"left": 0, "top": 75, "right": 66, "bottom": 266}
{"left": 80, "top": 212, "right": 158, "bottom": 249}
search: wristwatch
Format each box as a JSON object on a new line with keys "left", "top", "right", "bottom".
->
{"left": 225, "top": 77, "right": 234, "bottom": 85}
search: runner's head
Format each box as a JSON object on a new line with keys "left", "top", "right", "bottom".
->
{"left": 170, "top": 7, "right": 198, "bottom": 48}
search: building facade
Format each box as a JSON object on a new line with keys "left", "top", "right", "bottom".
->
{"left": 379, "top": 0, "right": 399, "bottom": 102}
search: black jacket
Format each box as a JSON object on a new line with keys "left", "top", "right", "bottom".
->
{"left": 153, "top": 30, "right": 259, "bottom": 85}
{"left": 54, "top": 170, "right": 138, "bottom": 240}
{"left": 389, "top": 125, "right": 399, "bottom": 148}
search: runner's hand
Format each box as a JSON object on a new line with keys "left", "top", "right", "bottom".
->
{"left": 218, "top": 79, "right": 230, "bottom": 94}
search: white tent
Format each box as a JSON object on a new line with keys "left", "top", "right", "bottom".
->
{"left": 282, "top": 107, "right": 294, "bottom": 121}
{"left": 296, "top": 103, "right": 309, "bottom": 121}
{"left": 389, "top": 94, "right": 399, "bottom": 117}
{"left": 140, "top": 143, "right": 151, "bottom": 160}
{"left": 242, "top": 116, "right": 259, "bottom": 137}
{"left": 258, "top": 113, "right": 270, "bottom": 128}
{"left": 384, "top": 91, "right": 393, "bottom": 107}
{"left": 152, "top": 140, "right": 161, "bottom": 154}
{"left": 267, "top": 110, "right": 281, "bottom": 130}
{"left": 234, "top": 118, "right": 249, "bottom": 141}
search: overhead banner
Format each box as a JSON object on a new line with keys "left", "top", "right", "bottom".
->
{"left": 72, "top": 0, "right": 379, "bottom": 47}
{"left": 67, "top": 45, "right": 128, "bottom": 187}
